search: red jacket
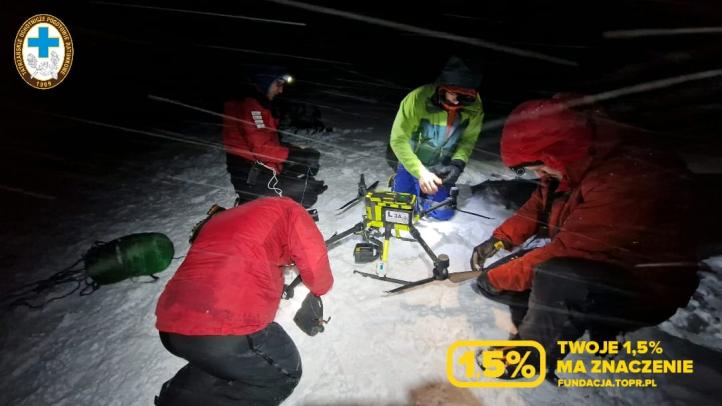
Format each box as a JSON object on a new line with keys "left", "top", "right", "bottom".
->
{"left": 156, "top": 197, "right": 333, "bottom": 336}
{"left": 223, "top": 97, "right": 289, "bottom": 174}
{"left": 488, "top": 100, "right": 696, "bottom": 306}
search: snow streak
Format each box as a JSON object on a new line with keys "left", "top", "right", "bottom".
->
{"left": 91, "top": 1, "right": 307, "bottom": 26}
{"left": 198, "top": 44, "right": 351, "bottom": 65}
{"left": 147, "top": 95, "right": 371, "bottom": 160}
{"left": 263, "top": 0, "right": 578, "bottom": 66}
{"left": 604, "top": 27, "right": 722, "bottom": 38}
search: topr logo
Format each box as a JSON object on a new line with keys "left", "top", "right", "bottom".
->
{"left": 14, "top": 14, "right": 74, "bottom": 90}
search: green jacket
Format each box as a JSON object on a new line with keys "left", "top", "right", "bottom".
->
{"left": 390, "top": 84, "right": 484, "bottom": 178}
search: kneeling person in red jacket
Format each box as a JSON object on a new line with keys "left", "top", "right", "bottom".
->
{"left": 154, "top": 197, "right": 333, "bottom": 405}
{"left": 223, "top": 66, "right": 327, "bottom": 208}
{"left": 471, "top": 98, "right": 698, "bottom": 376}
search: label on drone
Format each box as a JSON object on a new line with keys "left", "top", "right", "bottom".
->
{"left": 384, "top": 210, "right": 410, "bottom": 225}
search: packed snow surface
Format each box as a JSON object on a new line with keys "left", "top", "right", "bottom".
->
{"left": 1, "top": 117, "right": 721, "bottom": 405}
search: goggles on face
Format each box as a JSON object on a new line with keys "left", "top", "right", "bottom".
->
{"left": 438, "top": 85, "right": 477, "bottom": 105}
{"left": 510, "top": 161, "right": 544, "bottom": 176}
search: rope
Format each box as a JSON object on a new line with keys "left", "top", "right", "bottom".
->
{"left": 300, "top": 166, "right": 310, "bottom": 206}
{"left": 256, "top": 161, "right": 283, "bottom": 197}
{"left": 2, "top": 257, "right": 101, "bottom": 309}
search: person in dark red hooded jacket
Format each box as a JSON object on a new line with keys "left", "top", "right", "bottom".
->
{"left": 223, "top": 66, "right": 327, "bottom": 208}
{"left": 470, "top": 97, "right": 698, "bottom": 377}
{"left": 154, "top": 197, "right": 333, "bottom": 405}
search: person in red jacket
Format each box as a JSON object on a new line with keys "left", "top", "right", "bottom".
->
{"left": 470, "top": 98, "right": 698, "bottom": 377}
{"left": 154, "top": 197, "right": 333, "bottom": 405}
{"left": 223, "top": 66, "right": 326, "bottom": 208}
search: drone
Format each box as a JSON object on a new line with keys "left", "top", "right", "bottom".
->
{"left": 322, "top": 174, "right": 492, "bottom": 294}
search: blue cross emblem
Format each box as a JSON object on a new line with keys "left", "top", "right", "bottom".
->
{"left": 28, "top": 26, "right": 60, "bottom": 58}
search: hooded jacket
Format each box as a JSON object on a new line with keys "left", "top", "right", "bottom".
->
{"left": 487, "top": 99, "right": 697, "bottom": 307}
{"left": 390, "top": 84, "right": 483, "bottom": 178}
{"left": 390, "top": 57, "right": 483, "bottom": 178}
{"left": 155, "top": 197, "right": 333, "bottom": 336}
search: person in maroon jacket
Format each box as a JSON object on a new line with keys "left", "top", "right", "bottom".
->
{"left": 154, "top": 197, "right": 333, "bottom": 406}
{"left": 223, "top": 66, "right": 327, "bottom": 208}
{"left": 470, "top": 98, "right": 698, "bottom": 378}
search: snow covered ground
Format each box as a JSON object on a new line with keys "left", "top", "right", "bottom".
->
{"left": 1, "top": 108, "right": 721, "bottom": 405}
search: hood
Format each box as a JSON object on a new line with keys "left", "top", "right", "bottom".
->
{"left": 435, "top": 56, "right": 481, "bottom": 89}
{"left": 500, "top": 99, "right": 594, "bottom": 181}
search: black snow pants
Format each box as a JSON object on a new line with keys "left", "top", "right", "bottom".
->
{"left": 155, "top": 322, "right": 302, "bottom": 406}
{"left": 226, "top": 146, "right": 326, "bottom": 209}
{"left": 475, "top": 256, "right": 689, "bottom": 367}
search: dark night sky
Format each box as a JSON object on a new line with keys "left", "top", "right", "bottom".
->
{"left": 2, "top": 0, "right": 722, "bottom": 230}
{"left": 4, "top": 1, "right": 722, "bottom": 132}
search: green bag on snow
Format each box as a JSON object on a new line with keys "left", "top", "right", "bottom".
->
{"left": 85, "top": 232, "right": 175, "bottom": 285}
{"left": 5, "top": 232, "right": 176, "bottom": 309}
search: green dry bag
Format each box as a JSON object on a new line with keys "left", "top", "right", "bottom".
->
{"left": 84, "top": 232, "right": 174, "bottom": 285}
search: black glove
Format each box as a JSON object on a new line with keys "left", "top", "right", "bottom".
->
{"left": 294, "top": 293, "right": 328, "bottom": 336}
{"left": 470, "top": 237, "right": 507, "bottom": 272}
{"left": 474, "top": 269, "right": 502, "bottom": 297}
{"left": 430, "top": 159, "right": 465, "bottom": 186}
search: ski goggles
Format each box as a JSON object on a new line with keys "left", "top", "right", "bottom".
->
{"left": 438, "top": 85, "right": 478, "bottom": 105}
{"left": 509, "top": 161, "right": 544, "bottom": 176}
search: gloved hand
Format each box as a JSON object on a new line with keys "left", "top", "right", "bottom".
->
{"left": 293, "top": 292, "right": 328, "bottom": 336}
{"left": 429, "top": 159, "right": 465, "bottom": 186}
{"left": 475, "top": 269, "right": 502, "bottom": 296}
{"left": 470, "top": 237, "right": 507, "bottom": 272}
{"left": 418, "top": 166, "right": 443, "bottom": 195}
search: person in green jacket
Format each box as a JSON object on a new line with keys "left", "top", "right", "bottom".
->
{"left": 390, "top": 56, "right": 483, "bottom": 220}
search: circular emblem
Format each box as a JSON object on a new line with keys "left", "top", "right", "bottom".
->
{"left": 14, "top": 14, "right": 74, "bottom": 90}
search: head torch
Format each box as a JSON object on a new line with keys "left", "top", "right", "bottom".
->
{"left": 281, "top": 74, "right": 294, "bottom": 84}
